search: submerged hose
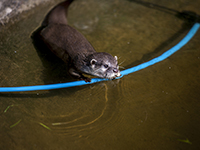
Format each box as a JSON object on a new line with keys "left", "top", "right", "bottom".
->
{"left": 0, "top": 23, "right": 199, "bottom": 92}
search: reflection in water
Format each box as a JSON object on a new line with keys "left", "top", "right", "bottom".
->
{"left": 4, "top": 83, "right": 122, "bottom": 138}
{"left": 44, "top": 84, "right": 115, "bottom": 136}
{"left": 52, "top": 84, "right": 108, "bottom": 128}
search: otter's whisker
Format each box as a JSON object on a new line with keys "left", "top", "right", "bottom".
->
{"left": 119, "top": 66, "right": 125, "bottom": 69}
{"left": 118, "top": 60, "right": 125, "bottom": 66}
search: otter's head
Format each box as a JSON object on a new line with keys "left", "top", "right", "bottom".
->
{"left": 83, "top": 52, "right": 121, "bottom": 79}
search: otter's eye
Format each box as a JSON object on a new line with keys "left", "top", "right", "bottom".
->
{"left": 104, "top": 64, "right": 109, "bottom": 68}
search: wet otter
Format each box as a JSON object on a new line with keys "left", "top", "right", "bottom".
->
{"left": 39, "top": 0, "right": 121, "bottom": 82}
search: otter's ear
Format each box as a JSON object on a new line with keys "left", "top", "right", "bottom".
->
{"left": 90, "top": 59, "right": 97, "bottom": 65}
{"left": 114, "top": 56, "right": 118, "bottom": 61}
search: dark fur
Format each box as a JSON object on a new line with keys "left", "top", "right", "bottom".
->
{"left": 38, "top": 0, "right": 120, "bottom": 82}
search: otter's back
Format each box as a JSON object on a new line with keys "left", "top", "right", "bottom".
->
{"left": 40, "top": 24, "right": 96, "bottom": 59}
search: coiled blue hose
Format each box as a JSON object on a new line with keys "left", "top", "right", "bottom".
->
{"left": 0, "top": 23, "right": 199, "bottom": 92}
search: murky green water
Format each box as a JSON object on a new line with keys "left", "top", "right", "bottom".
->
{"left": 0, "top": 0, "right": 200, "bottom": 149}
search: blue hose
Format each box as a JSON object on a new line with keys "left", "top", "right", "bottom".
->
{"left": 121, "top": 23, "right": 200, "bottom": 76}
{"left": 0, "top": 23, "right": 199, "bottom": 92}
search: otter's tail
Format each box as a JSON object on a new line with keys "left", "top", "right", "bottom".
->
{"left": 42, "top": 0, "right": 74, "bottom": 27}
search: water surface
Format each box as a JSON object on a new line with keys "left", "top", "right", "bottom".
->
{"left": 0, "top": 0, "right": 200, "bottom": 149}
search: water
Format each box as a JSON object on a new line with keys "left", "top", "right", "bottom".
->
{"left": 0, "top": 0, "right": 200, "bottom": 149}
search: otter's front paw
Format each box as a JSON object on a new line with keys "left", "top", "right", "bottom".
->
{"left": 80, "top": 76, "right": 91, "bottom": 82}
{"left": 69, "top": 68, "right": 91, "bottom": 82}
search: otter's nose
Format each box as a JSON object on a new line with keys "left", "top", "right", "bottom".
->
{"left": 113, "top": 68, "right": 119, "bottom": 73}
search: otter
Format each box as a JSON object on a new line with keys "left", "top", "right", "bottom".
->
{"left": 39, "top": 0, "right": 121, "bottom": 82}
